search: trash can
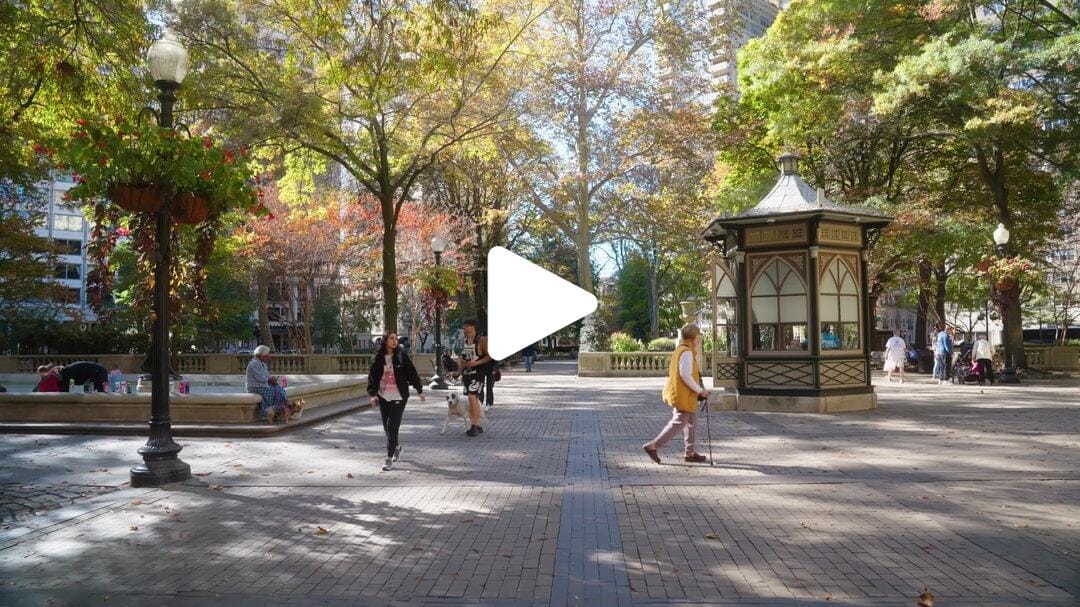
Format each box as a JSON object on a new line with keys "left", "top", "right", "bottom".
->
{"left": 917, "top": 350, "right": 934, "bottom": 374}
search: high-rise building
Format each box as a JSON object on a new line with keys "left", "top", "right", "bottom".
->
{"left": 26, "top": 175, "right": 98, "bottom": 322}
{"left": 708, "top": 0, "right": 779, "bottom": 92}
{"left": 657, "top": 0, "right": 781, "bottom": 105}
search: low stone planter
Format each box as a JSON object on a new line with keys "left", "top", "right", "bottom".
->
{"left": 0, "top": 379, "right": 367, "bottom": 424}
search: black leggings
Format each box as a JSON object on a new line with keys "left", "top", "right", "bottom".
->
{"left": 378, "top": 398, "right": 406, "bottom": 457}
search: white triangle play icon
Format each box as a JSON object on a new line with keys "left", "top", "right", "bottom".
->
{"left": 487, "top": 246, "right": 598, "bottom": 361}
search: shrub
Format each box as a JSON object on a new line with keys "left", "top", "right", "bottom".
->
{"left": 610, "top": 332, "right": 644, "bottom": 352}
{"left": 647, "top": 337, "right": 676, "bottom": 351}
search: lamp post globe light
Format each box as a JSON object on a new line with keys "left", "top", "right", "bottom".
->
{"left": 130, "top": 29, "right": 193, "bottom": 487}
{"left": 429, "top": 235, "right": 449, "bottom": 390}
{"left": 993, "top": 223, "right": 1020, "bottom": 384}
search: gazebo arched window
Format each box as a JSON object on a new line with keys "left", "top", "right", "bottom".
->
{"left": 819, "top": 255, "right": 860, "bottom": 351}
{"left": 750, "top": 258, "right": 807, "bottom": 351}
{"left": 714, "top": 263, "right": 738, "bottom": 357}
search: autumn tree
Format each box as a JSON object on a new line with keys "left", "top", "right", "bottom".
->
{"left": 171, "top": 0, "right": 544, "bottom": 333}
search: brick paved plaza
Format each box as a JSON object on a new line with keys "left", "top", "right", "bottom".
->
{"left": 0, "top": 361, "right": 1077, "bottom": 606}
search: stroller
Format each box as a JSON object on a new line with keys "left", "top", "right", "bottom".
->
{"left": 951, "top": 344, "right": 979, "bottom": 384}
{"left": 433, "top": 352, "right": 461, "bottom": 387}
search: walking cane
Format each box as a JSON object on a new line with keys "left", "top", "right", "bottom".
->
{"left": 698, "top": 395, "right": 713, "bottom": 467}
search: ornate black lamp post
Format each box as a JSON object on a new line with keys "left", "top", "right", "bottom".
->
{"left": 993, "top": 222, "right": 1020, "bottom": 384}
{"left": 130, "top": 30, "right": 192, "bottom": 487}
{"left": 429, "top": 235, "right": 449, "bottom": 390}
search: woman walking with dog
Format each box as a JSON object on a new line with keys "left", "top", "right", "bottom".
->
{"left": 367, "top": 332, "right": 425, "bottom": 471}
{"left": 642, "top": 323, "right": 710, "bottom": 464}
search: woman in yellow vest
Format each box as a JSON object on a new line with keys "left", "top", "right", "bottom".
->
{"left": 643, "top": 323, "right": 709, "bottom": 464}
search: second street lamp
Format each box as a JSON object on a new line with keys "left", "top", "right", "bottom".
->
{"left": 130, "top": 29, "right": 192, "bottom": 487}
{"left": 429, "top": 235, "right": 449, "bottom": 390}
{"left": 993, "top": 222, "right": 1020, "bottom": 384}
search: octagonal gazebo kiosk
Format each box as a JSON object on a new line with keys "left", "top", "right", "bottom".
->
{"left": 702, "top": 155, "right": 893, "bottom": 412}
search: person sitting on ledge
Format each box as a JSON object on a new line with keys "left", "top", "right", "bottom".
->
{"left": 34, "top": 365, "right": 61, "bottom": 392}
{"left": 245, "top": 345, "right": 289, "bottom": 423}
{"left": 58, "top": 361, "right": 109, "bottom": 392}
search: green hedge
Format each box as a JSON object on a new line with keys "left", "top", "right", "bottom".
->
{"left": 609, "top": 332, "right": 644, "bottom": 352}
{"left": 647, "top": 337, "right": 676, "bottom": 351}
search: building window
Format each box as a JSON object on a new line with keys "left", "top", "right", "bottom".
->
{"left": 819, "top": 256, "right": 860, "bottom": 351}
{"left": 54, "top": 238, "right": 83, "bottom": 255}
{"left": 750, "top": 257, "right": 807, "bottom": 351}
{"left": 54, "top": 263, "right": 81, "bottom": 279}
{"left": 53, "top": 214, "right": 84, "bottom": 232}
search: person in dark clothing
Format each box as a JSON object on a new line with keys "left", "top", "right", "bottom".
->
{"left": 521, "top": 343, "right": 537, "bottom": 372}
{"left": 366, "top": 332, "right": 425, "bottom": 471}
{"left": 58, "top": 361, "right": 108, "bottom": 392}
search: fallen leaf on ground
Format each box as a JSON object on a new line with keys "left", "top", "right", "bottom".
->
{"left": 129, "top": 526, "right": 138, "bottom": 531}
{"left": 315, "top": 526, "right": 329, "bottom": 535}
{"left": 208, "top": 485, "right": 223, "bottom": 491}
{"left": 346, "top": 473, "right": 354, "bottom": 479}
{"left": 705, "top": 533, "right": 720, "bottom": 540}
{"left": 129, "top": 500, "right": 143, "bottom": 506}
{"left": 194, "top": 472, "right": 212, "bottom": 477}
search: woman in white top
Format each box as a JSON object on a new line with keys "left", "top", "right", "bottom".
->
{"left": 366, "top": 332, "right": 425, "bottom": 471}
{"left": 972, "top": 337, "right": 995, "bottom": 385}
{"left": 883, "top": 329, "right": 907, "bottom": 383}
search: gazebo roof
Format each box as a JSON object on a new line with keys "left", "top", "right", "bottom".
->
{"left": 703, "top": 154, "right": 892, "bottom": 241}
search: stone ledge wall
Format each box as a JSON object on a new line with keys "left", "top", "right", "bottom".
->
{"left": 0, "top": 379, "right": 367, "bottom": 424}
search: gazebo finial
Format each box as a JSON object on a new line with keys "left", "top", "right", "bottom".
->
{"left": 777, "top": 153, "right": 800, "bottom": 176}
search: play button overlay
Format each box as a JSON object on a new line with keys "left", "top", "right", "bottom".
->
{"left": 487, "top": 246, "right": 598, "bottom": 361}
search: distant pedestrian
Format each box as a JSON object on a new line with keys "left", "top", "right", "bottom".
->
{"left": 883, "top": 329, "right": 907, "bottom": 383}
{"left": 932, "top": 325, "right": 953, "bottom": 385}
{"left": 367, "top": 332, "right": 425, "bottom": 471}
{"left": 459, "top": 319, "right": 492, "bottom": 436}
{"left": 34, "top": 364, "right": 61, "bottom": 392}
{"left": 58, "top": 361, "right": 108, "bottom": 392}
{"left": 643, "top": 323, "right": 709, "bottom": 464}
{"left": 107, "top": 365, "right": 124, "bottom": 392}
{"left": 972, "top": 336, "right": 995, "bottom": 385}
{"left": 521, "top": 343, "right": 537, "bottom": 372}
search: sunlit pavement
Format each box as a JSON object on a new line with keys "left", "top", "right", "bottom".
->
{"left": 0, "top": 360, "right": 1077, "bottom": 606}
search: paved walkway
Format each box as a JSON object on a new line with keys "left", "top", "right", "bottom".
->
{"left": 0, "top": 360, "right": 1077, "bottom": 606}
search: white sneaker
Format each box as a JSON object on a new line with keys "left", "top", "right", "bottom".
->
{"left": 382, "top": 457, "right": 393, "bottom": 471}
{"left": 392, "top": 445, "right": 402, "bottom": 462}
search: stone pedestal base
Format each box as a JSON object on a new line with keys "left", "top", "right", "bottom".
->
{"left": 735, "top": 391, "right": 877, "bottom": 413}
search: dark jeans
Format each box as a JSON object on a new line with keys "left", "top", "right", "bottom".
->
{"left": 976, "top": 359, "right": 994, "bottom": 385}
{"left": 378, "top": 398, "right": 406, "bottom": 457}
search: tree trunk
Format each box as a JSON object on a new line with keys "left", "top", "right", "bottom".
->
{"left": 303, "top": 276, "right": 314, "bottom": 354}
{"left": 934, "top": 262, "right": 947, "bottom": 329}
{"left": 646, "top": 261, "right": 659, "bottom": 339}
{"left": 475, "top": 223, "right": 488, "bottom": 333}
{"left": 256, "top": 271, "right": 272, "bottom": 348}
{"left": 975, "top": 142, "right": 1025, "bottom": 368}
{"left": 380, "top": 193, "right": 398, "bottom": 333}
{"left": 916, "top": 260, "right": 931, "bottom": 350}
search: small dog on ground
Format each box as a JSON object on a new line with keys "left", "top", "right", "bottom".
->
{"left": 287, "top": 399, "right": 305, "bottom": 420}
{"left": 442, "top": 393, "right": 489, "bottom": 435}
{"left": 916, "top": 588, "right": 934, "bottom": 607}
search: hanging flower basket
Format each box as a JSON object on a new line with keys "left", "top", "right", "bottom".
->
{"left": 172, "top": 192, "right": 213, "bottom": 224}
{"left": 106, "top": 183, "right": 164, "bottom": 214}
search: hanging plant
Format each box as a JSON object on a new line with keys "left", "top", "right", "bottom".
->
{"left": 41, "top": 116, "right": 266, "bottom": 219}
{"left": 416, "top": 265, "right": 461, "bottom": 305}
{"left": 976, "top": 255, "right": 1041, "bottom": 292}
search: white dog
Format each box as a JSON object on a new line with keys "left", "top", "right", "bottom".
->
{"left": 441, "top": 393, "right": 489, "bottom": 435}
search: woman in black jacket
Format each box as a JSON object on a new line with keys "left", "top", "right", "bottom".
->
{"left": 367, "top": 332, "right": 425, "bottom": 471}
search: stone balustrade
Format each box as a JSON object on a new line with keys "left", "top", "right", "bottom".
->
{"left": 1025, "top": 346, "right": 1080, "bottom": 371}
{"left": 0, "top": 353, "right": 435, "bottom": 377}
{"left": 579, "top": 352, "right": 738, "bottom": 385}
